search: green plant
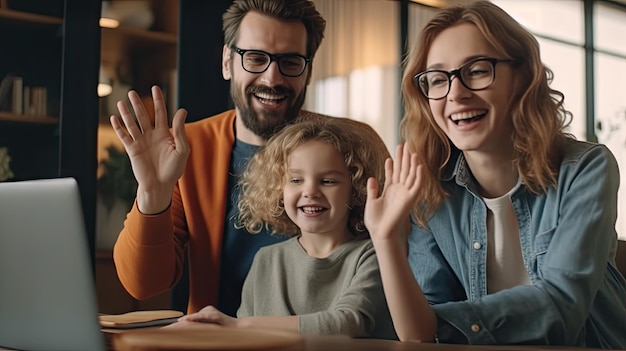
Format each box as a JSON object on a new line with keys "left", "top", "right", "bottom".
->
{"left": 0, "top": 147, "right": 14, "bottom": 182}
{"left": 98, "top": 145, "right": 137, "bottom": 212}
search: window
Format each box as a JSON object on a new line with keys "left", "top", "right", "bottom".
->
{"left": 594, "top": 2, "right": 626, "bottom": 239}
{"left": 494, "top": 0, "right": 626, "bottom": 239}
{"left": 305, "top": 0, "right": 401, "bottom": 153}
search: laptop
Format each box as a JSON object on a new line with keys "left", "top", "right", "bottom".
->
{"left": 0, "top": 177, "right": 105, "bottom": 351}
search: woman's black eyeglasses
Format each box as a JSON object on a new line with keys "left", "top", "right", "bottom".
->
{"left": 413, "top": 57, "right": 516, "bottom": 100}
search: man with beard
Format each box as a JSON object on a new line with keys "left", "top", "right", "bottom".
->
{"left": 110, "top": 0, "right": 327, "bottom": 316}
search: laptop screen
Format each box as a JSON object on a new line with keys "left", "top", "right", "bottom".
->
{"left": 0, "top": 178, "right": 105, "bottom": 351}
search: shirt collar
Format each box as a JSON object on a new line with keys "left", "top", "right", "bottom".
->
{"left": 442, "top": 151, "right": 524, "bottom": 196}
{"left": 441, "top": 149, "right": 469, "bottom": 186}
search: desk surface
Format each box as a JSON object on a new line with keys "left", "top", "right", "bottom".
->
{"left": 106, "top": 325, "right": 599, "bottom": 351}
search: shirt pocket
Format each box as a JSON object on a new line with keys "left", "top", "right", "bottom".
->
{"left": 532, "top": 227, "right": 556, "bottom": 278}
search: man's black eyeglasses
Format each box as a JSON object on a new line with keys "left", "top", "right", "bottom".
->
{"left": 413, "top": 57, "right": 516, "bottom": 100}
{"left": 230, "top": 46, "right": 311, "bottom": 78}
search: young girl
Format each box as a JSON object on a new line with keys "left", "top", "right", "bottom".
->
{"left": 366, "top": 1, "right": 626, "bottom": 348}
{"left": 177, "top": 115, "right": 397, "bottom": 340}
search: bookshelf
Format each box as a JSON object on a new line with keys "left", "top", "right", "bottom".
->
{"left": 102, "top": 25, "right": 177, "bottom": 47}
{"left": 0, "top": 7, "right": 62, "bottom": 124}
{"left": 0, "top": 0, "right": 100, "bottom": 273}
{"left": 0, "top": 0, "right": 235, "bottom": 314}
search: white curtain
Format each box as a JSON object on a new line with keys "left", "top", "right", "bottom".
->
{"left": 304, "top": 1, "right": 452, "bottom": 152}
{"left": 305, "top": 0, "right": 401, "bottom": 153}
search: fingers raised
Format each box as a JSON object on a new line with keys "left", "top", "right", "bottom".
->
{"left": 128, "top": 90, "right": 153, "bottom": 132}
{"left": 116, "top": 99, "right": 144, "bottom": 142}
{"left": 405, "top": 152, "right": 418, "bottom": 187}
{"left": 171, "top": 108, "right": 190, "bottom": 156}
{"left": 383, "top": 157, "right": 393, "bottom": 190}
{"left": 109, "top": 115, "right": 134, "bottom": 149}
{"left": 367, "top": 177, "right": 380, "bottom": 202}
{"left": 393, "top": 144, "right": 403, "bottom": 184}
{"left": 389, "top": 143, "right": 423, "bottom": 197}
{"left": 151, "top": 85, "right": 168, "bottom": 129}
{"left": 400, "top": 143, "right": 411, "bottom": 182}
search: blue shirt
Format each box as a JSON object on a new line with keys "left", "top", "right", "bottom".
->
{"left": 408, "top": 139, "right": 626, "bottom": 348}
{"left": 218, "top": 139, "right": 288, "bottom": 316}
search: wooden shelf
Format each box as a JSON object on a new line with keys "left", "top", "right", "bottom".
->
{"left": 0, "top": 8, "right": 62, "bottom": 25}
{"left": 0, "top": 111, "right": 58, "bottom": 124}
{"left": 102, "top": 26, "right": 176, "bottom": 52}
{"left": 100, "top": 26, "right": 178, "bottom": 71}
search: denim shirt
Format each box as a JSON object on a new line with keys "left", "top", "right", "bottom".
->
{"left": 408, "top": 139, "right": 626, "bottom": 348}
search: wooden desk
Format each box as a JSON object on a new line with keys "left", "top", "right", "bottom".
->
{"left": 106, "top": 325, "right": 600, "bottom": 351}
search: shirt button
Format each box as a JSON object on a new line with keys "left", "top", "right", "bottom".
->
{"left": 473, "top": 242, "right": 482, "bottom": 250}
{"left": 471, "top": 324, "right": 481, "bottom": 333}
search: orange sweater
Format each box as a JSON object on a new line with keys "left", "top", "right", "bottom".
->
{"left": 113, "top": 110, "right": 236, "bottom": 313}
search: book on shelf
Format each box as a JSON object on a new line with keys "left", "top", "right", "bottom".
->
{"left": 11, "top": 76, "right": 23, "bottom": 114}
{"left": 0, "top": 74, "right": 25, "bottom": 115}
{"left": 25, "top": 86, "right": 47, "bottom": 117}
{"left": 0, "top": 74, "right": 17, "bottom": 112}
{"left": 0, "top": 75, "right": 49, "bottom": 118}
{"left": 23, "top": 86, "right": 30, "bottom": 114}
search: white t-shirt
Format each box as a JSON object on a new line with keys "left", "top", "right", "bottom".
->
{"left": 483, "top": 181, "right": 531, "bottom": 293}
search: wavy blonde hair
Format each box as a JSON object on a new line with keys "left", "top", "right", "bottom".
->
{"left": 237, "top": 114, "right": 390, "bottom": 236}
{"left": 401, "top": 1, "right": 573, "bottom": 227}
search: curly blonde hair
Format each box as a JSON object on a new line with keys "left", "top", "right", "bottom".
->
{"left": 237, "top": 114, "right": 390, "bottom": 236}
{"left": 401, "top": 1, "right": 573, "bottom": 227}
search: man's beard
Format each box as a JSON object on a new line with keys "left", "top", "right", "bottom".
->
{"left": 231, "top": 82, "right": 307, "bottom": 140}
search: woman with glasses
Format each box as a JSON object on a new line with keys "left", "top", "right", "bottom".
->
{"left": 366, "top": 1, "right": 626, "bottom": 348}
